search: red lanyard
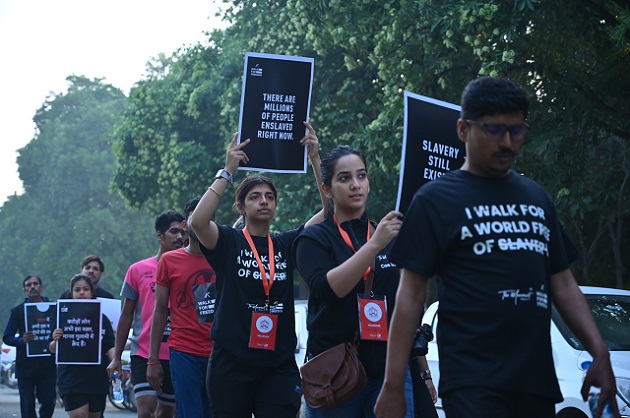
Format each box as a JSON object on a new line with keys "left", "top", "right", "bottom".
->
{"left": 243, "top": 227, "right": 275, "bottom": 304}
{"left": 333, "top": 215, "right": 372, "bottom": 282}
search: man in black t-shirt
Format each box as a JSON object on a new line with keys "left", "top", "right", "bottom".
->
{"left": 374, "top": 77, "right": 619, "bottom": 418}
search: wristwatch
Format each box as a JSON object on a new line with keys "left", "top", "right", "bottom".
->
{"left": 420, "top": 369, "right": 431, "bottom": 379}
{"left": 214, "top": 169, "right": 233, "bottom": 183}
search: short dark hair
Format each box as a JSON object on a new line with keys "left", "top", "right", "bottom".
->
{"left": 23, "top": 274, "right": 42, "bottom": 287}
{"left": 183, "top": 198, "right": 201, "bottom": 220}
{"left": 69, "top": 273, "right": 94, "bottom": 298}
{"left": 460, "top": 76, "right": 530, "bottom": 121}
{"left": 155, "top": 210, "right": 185, "bottom": 234}
{"left": 81, "top": 255, "right": 105, "bottom": 274}
{"left": 234, "top": 175, "right": 278, "bottom": 214}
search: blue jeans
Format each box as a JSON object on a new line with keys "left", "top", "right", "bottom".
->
{"left": 169, "top": 348, "right": 212, "bottom": 418}
{"left": 17, "top": 374, "right": 57, "bottom": 418}
{"left": 305, "top": 369, "right": 414, "bottom": 418}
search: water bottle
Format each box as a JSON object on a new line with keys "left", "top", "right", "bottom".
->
{"left": 581, "top": 361, "right": 614, "bottom": 418}
{"left": 112, "top": 371, "right": 124, "bottom": 403}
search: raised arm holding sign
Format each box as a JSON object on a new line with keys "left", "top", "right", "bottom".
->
{"left": 188, "top": 120, "right": 327, "bottom": 417}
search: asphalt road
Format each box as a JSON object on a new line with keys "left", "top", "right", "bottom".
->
{"left": 0, "top": 384, "right": 135, "bottom": 417}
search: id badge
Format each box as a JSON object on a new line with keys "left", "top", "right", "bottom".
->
{"left": 249, "top": 311, "right": 278, "bottom": 350}
{"left": 357, "top": 295, "right": 388, "bottom": 341}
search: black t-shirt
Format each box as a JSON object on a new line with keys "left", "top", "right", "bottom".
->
{"left": 56, "top": 314, "right": 115, "bottom": 397}
{"left": 389, "top": 169, "right": 570, "bottom": 401}
{"left": 200, "top": 224, "right": 303, "bottom": 369}
{"left": 294, "top": 213, "right": 401, "bottom": 378}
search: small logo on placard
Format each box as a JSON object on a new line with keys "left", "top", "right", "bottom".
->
{"left": 256, "top": 315, "right": 273, "bottom": 333}
{"left": 364, "top": 302, "right": 383, "bottom": 322}
{"left": 250, "top": 64, "right": 263, "bottom": 77}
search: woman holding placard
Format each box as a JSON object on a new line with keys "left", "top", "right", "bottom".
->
{"left": 189, "top": 123, "right": 326, "bottom": 418}
{"left": 293, "top": 145, "right": 417, "bottom": 418}
{"left": 50, "top": 274, "right": 115, "bottom": 418}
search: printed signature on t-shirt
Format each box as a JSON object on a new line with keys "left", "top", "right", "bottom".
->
{"left": 497, "top": 288, "right": 533, "bottom": 305}
{"left": 246, "top": 302, "right": 284, "bottom": 314}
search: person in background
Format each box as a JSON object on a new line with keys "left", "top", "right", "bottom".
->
{"left": 148, "top": 198, "right": 215, "bottom": 418}
{"left": 107, "top": 210, "right": 185, "bottom": 418}
{"left": 60, "top": 255, "right": 114, "bottom": 300}
{"left": 189, "top": 122, "right": 326, "bottom": 418}
{"left": 409, "top": 339, "right": 438, "bottom": 418}
{"left": 374, "top": 76, "right": 619, "bottom": 418}
{"left": 50, "top": 274, "right": 115, "bottom": 418}
{"left": 293, "top": 145, "right": 410, "bottom": 417}
{"left": 3, "top": 274, "right": 57, "bottom": 418}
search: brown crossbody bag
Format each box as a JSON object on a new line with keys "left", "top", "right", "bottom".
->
{"left": 299, "top": 271, "right": 374, "bottom": 409}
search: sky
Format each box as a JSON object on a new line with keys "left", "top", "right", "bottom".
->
{"left": 0, "top": 0, "right": 225, "bottom": 205}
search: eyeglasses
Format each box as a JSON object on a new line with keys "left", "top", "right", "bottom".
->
{"left": 465, "top": 119, "right": 530, "bottom": 141}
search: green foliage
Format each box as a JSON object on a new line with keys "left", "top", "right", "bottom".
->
{"left": 108, "top": 0, "right": 629, "bottom": 288}
{"left": 0, "top": 76, "right": 156, "bottom": 331}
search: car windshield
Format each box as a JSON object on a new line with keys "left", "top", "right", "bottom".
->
{"left": 553, "top": 294, "right": 630, "bottom": 351}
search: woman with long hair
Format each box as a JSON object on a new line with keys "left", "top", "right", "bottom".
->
{"left": 50, "top": 274, "right": 115, "bottom": 418}
{"left": 189, "top": 122, "right": 326, "bottom": 418}
{"left": 293, "top": 145, "right": 415, "bottom": 417}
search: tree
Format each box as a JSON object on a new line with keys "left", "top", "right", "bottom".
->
{"left": 110, "top": 0, "right": 629, "bottom": 288}
{"left": 294, "top": 0, "right": 630, "bottom": 286}
{"left": 0, "top": 76, "right": 156, "bottom": 330}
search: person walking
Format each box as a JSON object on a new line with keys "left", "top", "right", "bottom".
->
{"left": 147, "top": 199, "right": 215, "bottom": 418}
{"left": 107, "top": 210, "right": 185, "bottom": 418}
{"left": 293, "top": 145, "right": 412, "bottom": 417}
{"left": 189, "top": 122, "right": 326, "bottom": 418}
{"left": 50, "top": 274, "right": 115, "bottom": 418}
{"left": 374, "top": 76, "right": 619, "bottom": 418}
{"left": 3, "top": 275, "right": 57, "bottom": 418}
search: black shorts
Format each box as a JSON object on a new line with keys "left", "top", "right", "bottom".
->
{"left": 130, "top": 355, "right": 176, "bottom": 406}
{"left": 62, "top": 393, "right": 106, "bottom": 412}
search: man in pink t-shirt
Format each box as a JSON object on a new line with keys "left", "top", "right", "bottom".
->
{"left": 107, "top": 210, "right": 185, "bottom": 418}
{"left": 148, "top": 198, "right": 215, "bottom": 418}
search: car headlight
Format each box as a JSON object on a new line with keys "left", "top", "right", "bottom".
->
{"left": 617, "top": 377, "right": 630, "bottom": 407}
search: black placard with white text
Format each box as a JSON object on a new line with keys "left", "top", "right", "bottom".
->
{"left": 55, "top": 299, "right": 102, "bottom": 365}
{"left": 237, "top": 52, "right": 314, "bottom": 173}
{"left": 396, "top": 91, "right": 466, "bottom": 214}
{"left": 24, "top": 302, "right": 56, "bottom": 357}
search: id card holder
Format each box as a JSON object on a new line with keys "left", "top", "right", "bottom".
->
{"left": 249, "top": 311, "right": 278, "bottom": 350}
{"left": 357, "top": 294, "right": 388, "bottom": 341}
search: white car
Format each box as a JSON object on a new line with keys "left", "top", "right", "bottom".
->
{"left": 1, "top": 342, "right": 18, "bottom": 389}
{"left": 1, "top": 343, "right": 16, "bottom": 363}
{"left": 422, "top": 286, "right": 630, "bottom": 418}
{"left": 294, "top": 299, "right": 308, "bottom": 368}
{"left": 295, "top": 299, "right": 309, "bottom": 418}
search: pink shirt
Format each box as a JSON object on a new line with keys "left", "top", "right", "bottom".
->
{"left": 121, "top": 257, "right": 170, "bottom": 360}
